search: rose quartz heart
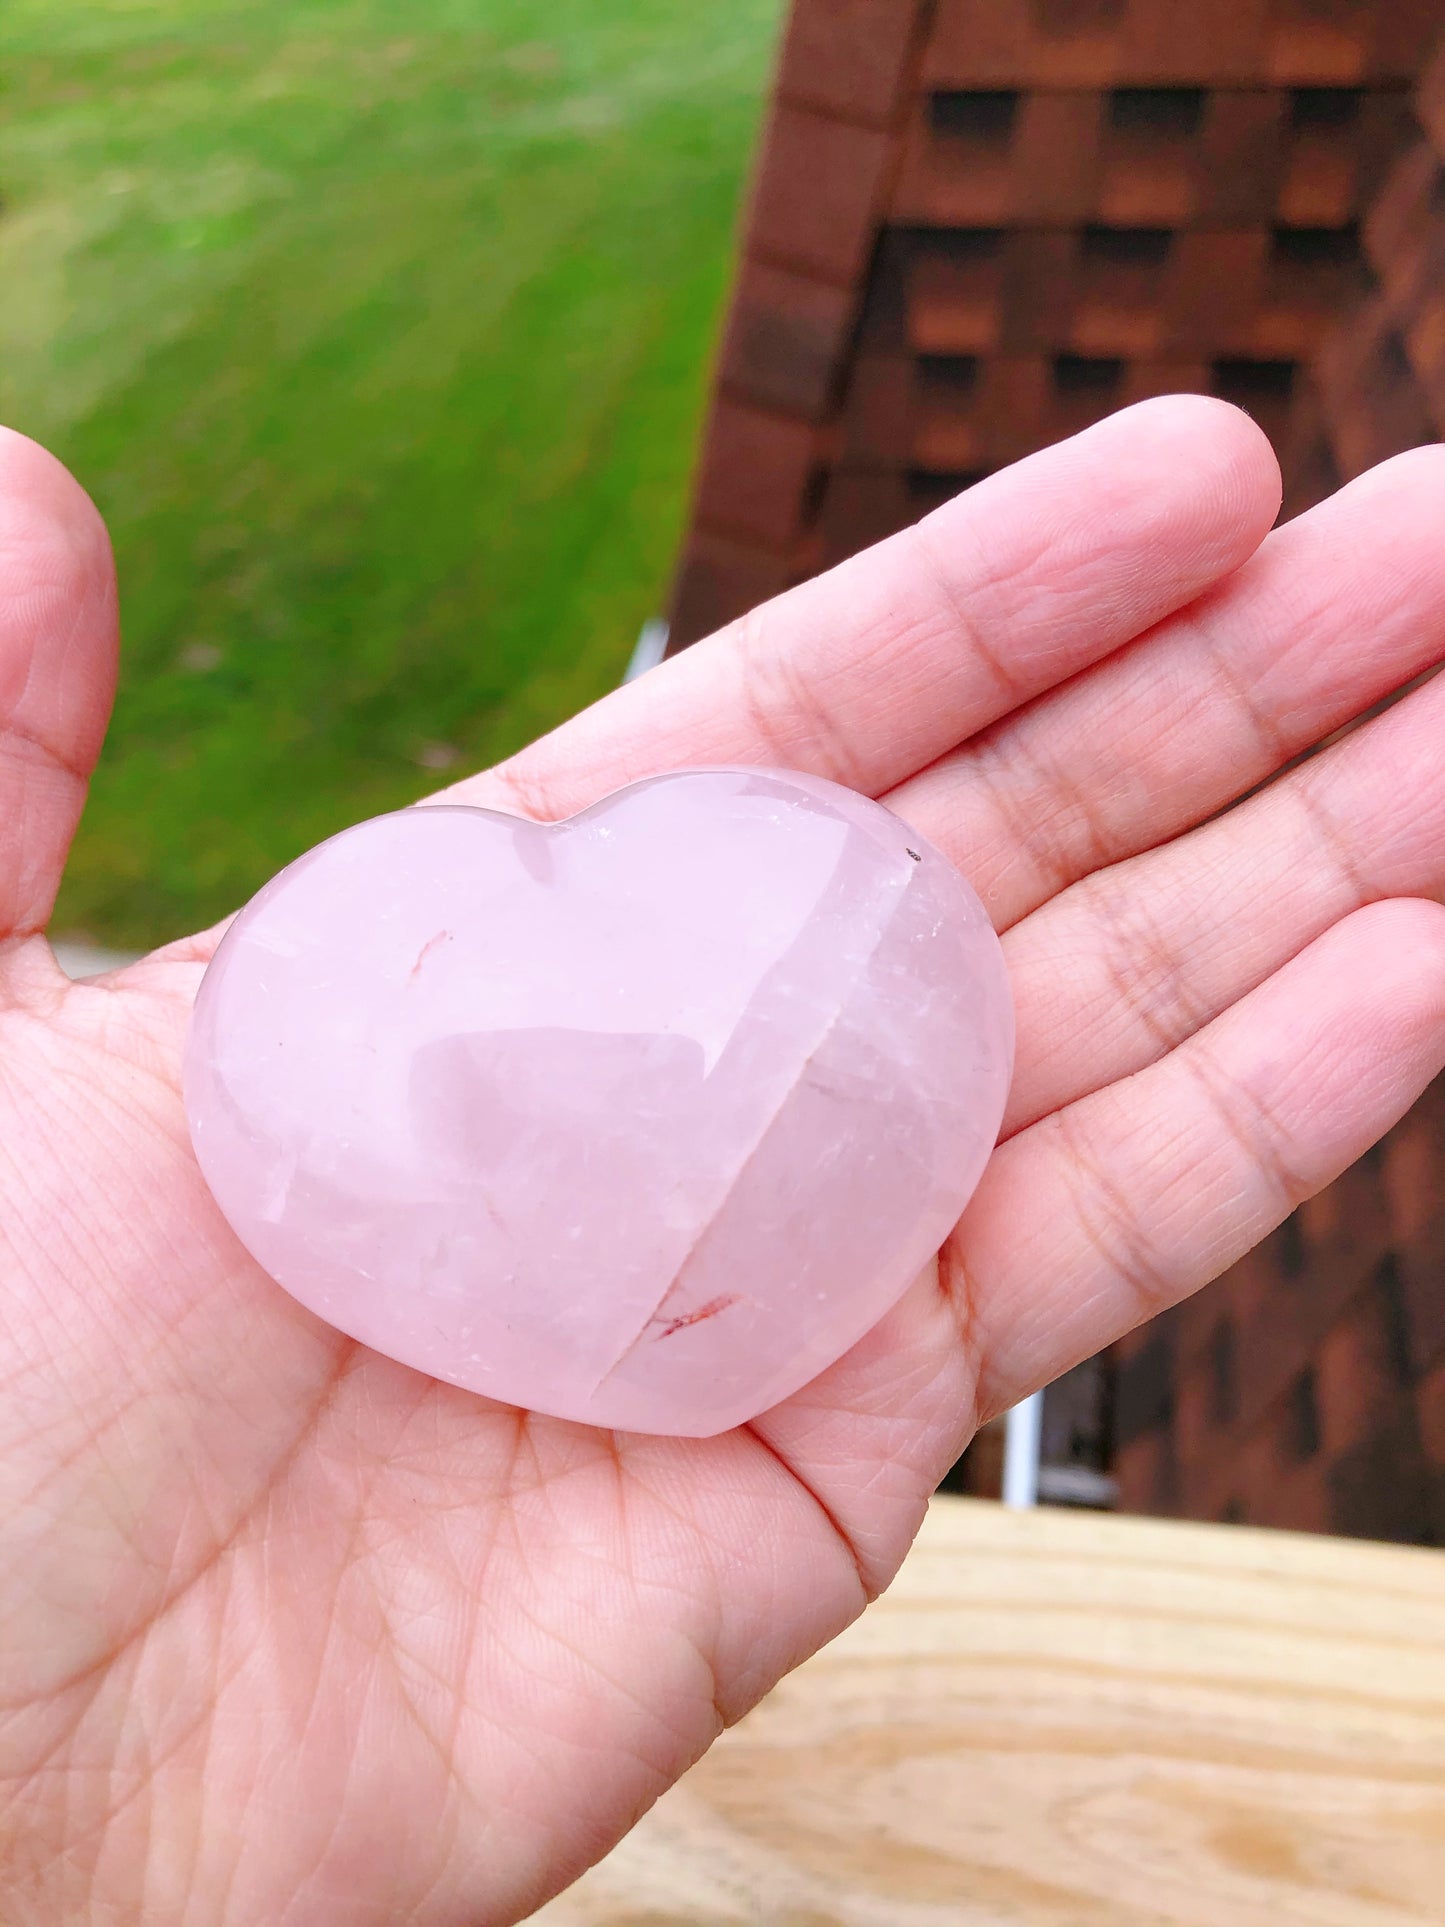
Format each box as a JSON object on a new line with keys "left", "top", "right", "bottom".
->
{"left": 185, "top": 768, "right": 1012, "bottom": 1435}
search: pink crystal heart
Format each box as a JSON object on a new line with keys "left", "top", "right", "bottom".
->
{"left": 185, "top": 768, "right": 1013, "bottom": 1435}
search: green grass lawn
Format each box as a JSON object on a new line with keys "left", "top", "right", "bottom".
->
{"left": 0, "top": 0, "right": 779, "bottom": 947}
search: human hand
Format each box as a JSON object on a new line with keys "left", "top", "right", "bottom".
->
{"left": 4, "top": 399, "right": 1444, "bottom": 1925}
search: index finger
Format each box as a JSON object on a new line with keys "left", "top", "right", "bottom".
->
{"left": 451, "top": 395, "right": 1279, "bottom": 822}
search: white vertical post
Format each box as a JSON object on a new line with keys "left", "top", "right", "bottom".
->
{"left": 1002, "top": 1391, "right": 1044, "bottom": 1509}
{"left": 623, "top": 618, "right": 669, "bottom": 682}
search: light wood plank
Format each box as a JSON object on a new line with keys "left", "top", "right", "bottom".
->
{"left": 533, "top": 1497, "right": 1445, "bottom": 1925}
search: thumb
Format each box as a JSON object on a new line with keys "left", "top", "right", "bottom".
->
{"left": 0, "top": 428, "right": 118, "bottom": 944}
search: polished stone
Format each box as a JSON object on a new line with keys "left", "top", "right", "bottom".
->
{"left": 185, "top": 769, "right": 1013, "bottom": 1434}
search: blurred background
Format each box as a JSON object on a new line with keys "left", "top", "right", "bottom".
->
{"left": 0, "top": 0, "right": 781, "bottom": 948}
{"left": 5, "top": 0, "right": 1445, "bottom": 1549}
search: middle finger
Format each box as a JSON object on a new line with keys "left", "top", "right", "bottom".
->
{"left": 887, "top": 447, "right": 1445, "bottom": 932}
{"left": 999, "top": 661, "right": 1445, "bottom": 1138}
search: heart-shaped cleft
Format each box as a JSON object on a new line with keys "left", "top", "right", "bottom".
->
{"left": 185, "top": 768, "right": 1013, "bottom": 1435}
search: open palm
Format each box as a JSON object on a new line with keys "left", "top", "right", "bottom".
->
{"left": 5, "top": 400, "right": 1445, "bottom": 1926}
